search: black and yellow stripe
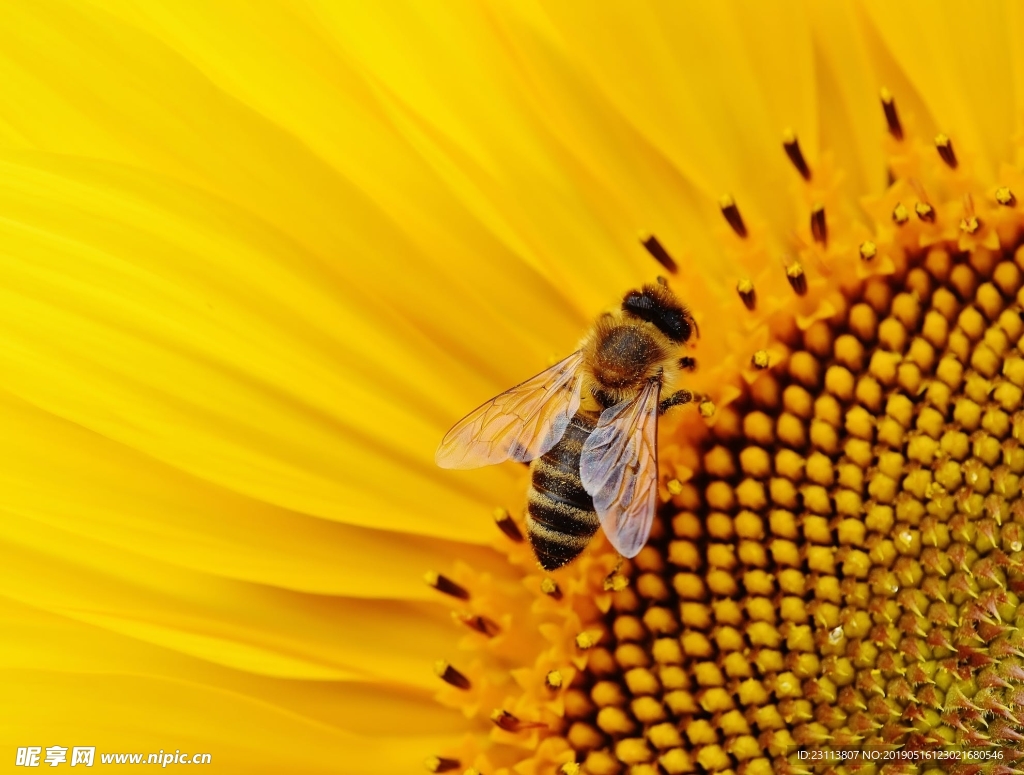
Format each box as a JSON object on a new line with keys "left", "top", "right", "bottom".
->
{"left": 526, "top": 412, "right": 601, "bottom": 570}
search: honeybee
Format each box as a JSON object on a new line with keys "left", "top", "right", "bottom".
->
{"left": 436, "top": 279, "right": 700, "bottom": 570}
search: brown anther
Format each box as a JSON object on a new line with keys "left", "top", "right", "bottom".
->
{"left": 892, "top": 203, "right": 909, "bottom": 225}
{"left": 434, "top": 660, "right": 471, "bottom": 690}
{"left": 424, "top": 756, "right": 460, "bottom": 773}
{"left": 719, "top": 194, "right": 747, "bottom": 238}
{"left": 914, "top": 202, "right": 935, "bottom": 222}
{"left": 490, "top": 708, "right": 545, "bottom": 732}
{"left": 737, "top": 277, "right": 756, "bottom": 310}
{"left": 996, "top": 186, "right": 1016, "bottom": 206}
{"left": 935, "top": 134, "right": 958, "bottom": 169}
{"left": 752, "top": 350, "right": 770, "bottom": 370}
{"left": 783, "top": 128, "right": 811, "bottom": 180}
{"left": 880, "top": 88, "right": 903, "bottom": 140}
{"left": 859, "top": 241, "right": 877, "bottom": 261}
{"left": 960, "top": 194, "right": 981, "bottom": 234}
{"left": 452, "top": 611, "right": 500, "bottom": 637}
{"left": 493, "top": 508, "right": 523, "bottom": 542}
{"left": 639, "top": 232, "right": 677, "bottom": 274}
{"left": 786, "top": 261, "right": 807, "bottom": 296}
{"left": 540, "top": 577, "right": 562, "bottom": 599}
{"left": 810, "top": 203, "right": 827, "bottom": 245}
{"left": 424, "top": 571, "right": 469, "bottom": 600}
{"left": 545, "top": 670, "right": 564, "bottom": 690}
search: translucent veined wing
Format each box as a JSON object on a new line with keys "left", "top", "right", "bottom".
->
{"left": 579, "top": 379, "right": 660, "bottom": 558}
{"left": 435, "top": 351, "right": 585, "bottom": 469}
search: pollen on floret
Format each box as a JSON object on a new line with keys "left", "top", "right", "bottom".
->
{"left": 423, "top": 756, "right": 460, "bottom": 773}
{"left": 892, "top": 202, "right": 910, "bottom": 224}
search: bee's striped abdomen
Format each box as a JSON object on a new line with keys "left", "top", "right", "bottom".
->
{"left": 526, "top": 412, "right": 600, "bottom": 570}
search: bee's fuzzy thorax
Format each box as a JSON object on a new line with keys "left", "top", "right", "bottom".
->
{"left": 578, "top": 309, "right": 682, "bottom": 410}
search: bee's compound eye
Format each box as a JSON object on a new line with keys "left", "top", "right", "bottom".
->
{"left": 677, "top": 317, "right": 692, "bottom": 343}
{"left": 622, "top": 286, "right": 690, "bottom": 343}
{"left": 622, "top": 290, "right": 654, "bottom": 314}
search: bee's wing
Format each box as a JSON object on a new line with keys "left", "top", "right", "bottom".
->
{"left": 435, "top": 351, "right": 585, "bottom": 469}
{"left": 579, "top": 379, "right": 660, "bottom": 558}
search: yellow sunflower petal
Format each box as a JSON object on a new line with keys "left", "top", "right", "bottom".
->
{"left": 1, "top": 490, "right": 463, "bottom": 684}
{"left": 804, "top": 0, "right": 887, "bottom": 197}
{"left": 0, "top": 392, "right": 501, "bottom": 600}
{"left": 1, "top": 671, "right": 453, "bottom": 774}
{"left": 0, "top": 153, "right": 531, "bottom": 540}
{"left": 1, "top": 597, "right": 466, "bottom": 737}
{"left": 863, "top": 0, "right": 1019, "bottom": 179}
{"left": 538, "top": 0, "right": 818, "bottom": 239}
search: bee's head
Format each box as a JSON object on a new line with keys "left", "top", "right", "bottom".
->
{"left": 621, "top": 283, "right": 698, "bottom": 344}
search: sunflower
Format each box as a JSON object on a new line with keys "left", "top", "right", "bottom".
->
{"left": 1, "top": 2, "right": 1024, "bottom": 774}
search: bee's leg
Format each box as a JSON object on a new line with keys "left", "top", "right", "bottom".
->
{"left": 678, "top": 356, "right": 697, "bottom": 372}
{"left": 592, "top": 386, "right": 617, "bottom": 410}
{"left": 604, "top": 557, "right": 625, "bottom": 587}
{"left": 659, "top": 389, "right": 694, "bottom": 415}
